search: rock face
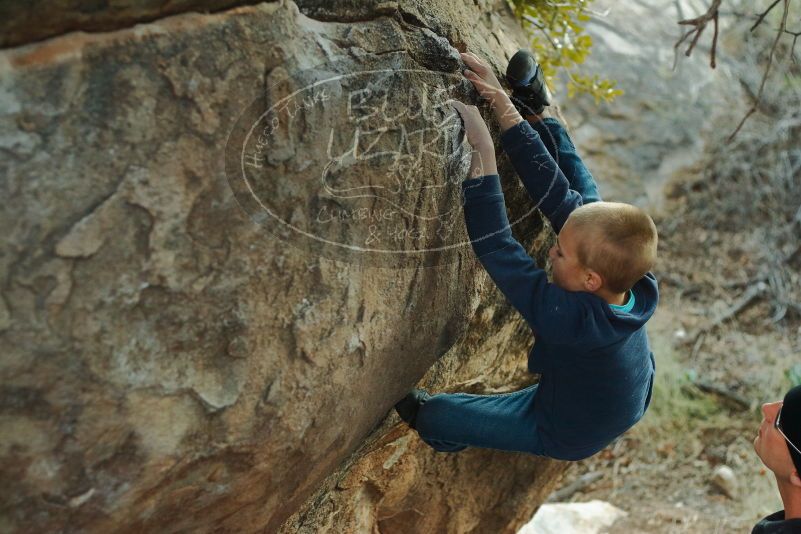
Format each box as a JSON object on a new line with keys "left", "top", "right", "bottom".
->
{"left": 0, "top": 0, "right": 262, "bottom": 48}
{"left": 0, "top": 1, "right": 566, "bottom": 532}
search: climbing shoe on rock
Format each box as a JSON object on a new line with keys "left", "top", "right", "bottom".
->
{"left": 505, "top": 49, "right": 551, "bottom": 116}
{"left": 394, "top": 389, "right": 431, "bottom": 429}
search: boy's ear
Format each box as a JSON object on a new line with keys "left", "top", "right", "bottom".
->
{"left": 584, "top": 270, "right": 603, "bottom": 292}
{"left": 790, "top": 469, "right": 801, "bottom": 488}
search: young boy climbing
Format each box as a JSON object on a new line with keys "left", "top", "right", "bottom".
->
{"left": 395, "top": 50, "right": 659, "bottom": 461}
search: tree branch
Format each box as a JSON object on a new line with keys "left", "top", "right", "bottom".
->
{"left": 728, "top": 0, "right": 791, "bottom": 142}
{"left": 676, "top": 0, "right": 724, "bottom": 68}
{"left": 522, "top": 14, "right": 561, "bottom": 50}
{"left": 784, "top": 28, "right": 801, "bottom": 62}
{"left": 674, "top": 0, "right": 799, "bottom": 140}
{"left": 751, "top": 0, "right": 783, "bottom": 31}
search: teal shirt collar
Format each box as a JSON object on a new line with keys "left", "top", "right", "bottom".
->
{"left": 609, "top": 289, "right": 635, "bottom": 313}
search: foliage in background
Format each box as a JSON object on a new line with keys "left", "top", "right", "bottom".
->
{"left": 508, "top": 0, "right": 623, "bottom": 104}
{"left": 642, "top": 338, "right": 724, "bottom": 429}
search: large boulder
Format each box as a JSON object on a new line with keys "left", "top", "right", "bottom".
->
{"left": 0, "top": 0, "right": 259, "bottom": 48}
{"left": 0, "top": 1, "right": 566, "bottom": 531}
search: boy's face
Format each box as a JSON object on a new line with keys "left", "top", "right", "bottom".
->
{"left": 548, "top": 219, "right": 592, "bottom": 292}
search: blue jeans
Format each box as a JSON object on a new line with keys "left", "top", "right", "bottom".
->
{"left": 533, "top": 117, "right": 601, "bottom": 204}
{"left": 415, "top": 384, "right": 545, "bottom": 454}
{"left": 416, "top": 118, "right": 599, "bottom": 455}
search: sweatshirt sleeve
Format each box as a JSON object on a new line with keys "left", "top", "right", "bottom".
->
{"left": 500, "top": 119, "right": 583, "bottom": 234}
{"left": 461, "top": 173, "right": 586, "bottom": 337}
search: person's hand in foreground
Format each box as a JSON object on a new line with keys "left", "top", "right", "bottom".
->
{"left": 448, "top": 99, "right": 498, "bottom": 179}
{"left": 460, "top": 51, "right": 524, "bottom": 132}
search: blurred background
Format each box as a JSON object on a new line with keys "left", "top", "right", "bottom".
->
{"left": 533, "top": 0, "right": 801, "bottom": 531}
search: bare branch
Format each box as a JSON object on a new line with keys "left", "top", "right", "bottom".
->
{"left": 684, "top": 281, "right": 769, "bottom": 345}
{"left": 673, "top": 28, "right": 696, "bottom": 70}
{"left": 522, "top": 14, "right": 561, "bottom": 50}
{"left": 785, "top": 28, "right": 801, "bottom": 62}
{"left": 674, "top": 0, "right": 800, "bottom": 139}
{"left": 728, "top": 0, "right": 791, "bottom": 142}
{"left": 751, "top": 0, "right": 783, "bottom": 31}
{"left": 728, "top": 108, "right": 758, "bottom": 141}
{"left": 676, "top": 0, "right": 724, "bottom": 68}
{"left": 712, "top": 10, "right": 720, "bottom": 68}
{"left": 692, "top": 380, "right": 753, "bottom": 410}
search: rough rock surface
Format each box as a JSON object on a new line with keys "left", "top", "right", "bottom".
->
{"left": 0, "top": 0, "right": 264, "bottom": 48}
{"left": 0, "top": 1, "right": 567, "bottom": 532}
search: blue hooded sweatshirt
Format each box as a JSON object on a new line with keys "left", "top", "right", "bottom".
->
{"left": 460, "top": 119, "right": 658, "bottom": 460}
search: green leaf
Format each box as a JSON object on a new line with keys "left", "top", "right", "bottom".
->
{"left": 516, "top": 0, "right": 623, "bottom": 105}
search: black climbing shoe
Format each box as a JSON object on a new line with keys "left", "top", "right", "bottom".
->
{"left": 394, "top": 389, "right": 431, "bottom": 429}
{"left": 505, "top": 49, "right": 551, "bottom": 116}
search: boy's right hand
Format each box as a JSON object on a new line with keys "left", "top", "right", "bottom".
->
{"left": 447, "top": 99, "right": 493, "bottom": 152}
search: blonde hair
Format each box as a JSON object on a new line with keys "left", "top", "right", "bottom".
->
{"left": 567, "top": 202, "right": 658, "bottom": 293}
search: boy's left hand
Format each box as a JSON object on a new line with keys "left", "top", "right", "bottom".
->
{"left": 448, "top": 99, "right": 498, "bottom": 178}
{"left": 447, "top": 99, "right": 493, "bottom": 152}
